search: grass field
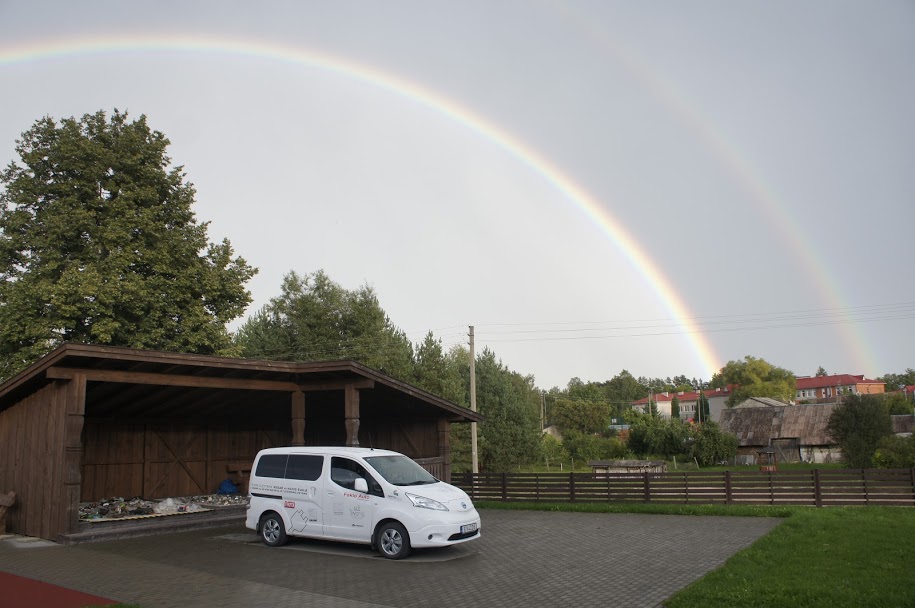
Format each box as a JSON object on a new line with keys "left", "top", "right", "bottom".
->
{"left": 477, "top": 501, "right": 915, "bottom": 608}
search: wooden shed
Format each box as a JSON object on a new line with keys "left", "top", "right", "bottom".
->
{"left": 719, "top": 402, "right": 839, "bottom": 464}
{"left": 0, "top": 343, "right": 482, "bottom": 541}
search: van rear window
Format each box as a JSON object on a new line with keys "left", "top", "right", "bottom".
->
{"left": 255, "top": 454, "right": 288, "bottom": 479}
{"left": 285, "top": 455, "right": 323, "bottom": 481}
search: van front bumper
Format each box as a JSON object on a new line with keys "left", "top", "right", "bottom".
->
{"left": 409, "top": 517, "right": 481, "bottom": 548}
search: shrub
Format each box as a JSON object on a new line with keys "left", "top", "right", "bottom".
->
{"left": 691, "top": 422, "right": 738, "bottom": 466}
{"left": 873, "top": 435, "right": 915, "bottom": 468}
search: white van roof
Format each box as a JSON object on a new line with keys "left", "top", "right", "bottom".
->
{"left": 255, "top": 446, "right": 403, "bottom": 458}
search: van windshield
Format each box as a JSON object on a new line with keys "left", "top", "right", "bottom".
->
{"left": 364, "top": 455, "right": 437, "bottom": 486}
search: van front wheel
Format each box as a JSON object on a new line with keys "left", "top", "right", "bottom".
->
{"left": 376, "top": 522, "right": 411, "bottom": 559}
{"left": 260, "top": 513, "right": 288, "bottom": 547}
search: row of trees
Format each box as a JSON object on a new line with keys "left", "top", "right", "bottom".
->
{"left": 2, "top": 110, "right": 911, "bottom": 473}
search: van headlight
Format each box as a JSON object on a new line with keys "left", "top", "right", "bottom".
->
{"left": 406, "top": 493, "right": 448, "bottom": 511}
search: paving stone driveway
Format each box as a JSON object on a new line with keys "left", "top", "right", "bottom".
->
{"left": 0, "top": 510, "right": 780, "bottom": 608}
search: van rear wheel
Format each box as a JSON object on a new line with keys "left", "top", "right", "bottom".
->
{"left": 260, "top": 513, "right": 288, "bottom": 547}
{"left": 376, "top": 521, "right": 411, "bottom": 559}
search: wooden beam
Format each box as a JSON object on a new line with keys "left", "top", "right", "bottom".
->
{"left": 46, "top": 367, "right": 374, "bottom": 393}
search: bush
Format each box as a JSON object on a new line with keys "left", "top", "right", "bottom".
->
{"left": 873, "top": 435, "right": 915, "bottom": 468}
{"left": 627, "top": 413, "right": 691, "bottom": 459}
{"left": 826, "top": 395, "right": 893, "bottom": 468}
{"left": 690, "top": 421, "right": 738, "bottom": 466}
{"left": 562, "top": 431, "right": 629, "bottom": 462}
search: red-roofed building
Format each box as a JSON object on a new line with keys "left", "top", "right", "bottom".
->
{"left": 795, "top": 374, "right": 885, "bottom": 403}
{"left": 630, "top": 385, "right": 734, "bottom": 422}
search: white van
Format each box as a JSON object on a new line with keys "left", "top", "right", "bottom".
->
{"left": 245, "top": 446, "right": 481, "bottom": 559}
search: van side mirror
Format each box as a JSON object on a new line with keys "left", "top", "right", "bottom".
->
{"left": 354, "top": 478, "right": 368, "bottom": 493}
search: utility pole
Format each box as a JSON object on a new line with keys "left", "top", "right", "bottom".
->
{"left": 540, "top": 391, "right": 545, "bottom": 431}
{"left": 469, "top": 325, "right": 478, "bottom": 474}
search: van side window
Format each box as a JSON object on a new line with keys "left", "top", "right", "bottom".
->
{"left": 255, "top": 454, "right": 288, "bottom": 479}
{"left": 330, "top": 457, "right": 383, "bottom": 497}
{"left": 285, "top": 455, "right": 323, "bottom": 481}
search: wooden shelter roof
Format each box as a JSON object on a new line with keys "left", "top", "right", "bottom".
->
{"left": 719, "top": 403, "right": 836, "bottom": 447}
{"left": 0, "top": 343, "right": 482, "bottom": 423}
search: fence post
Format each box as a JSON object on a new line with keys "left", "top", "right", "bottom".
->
{"left": 911, "top": 468, "right": 915, "bottom": 507}
{"left": 570, "top": 472, "right": 576, "bottom": 502}
{"left": 643, "top": 472, "right": 651, "bottom": 503}
{"left": 501, "top": 473, "right": 508, "bottom": 501}
{"left": 725, "top": 470, "right": 732, "bottom": 505}
{"left": 814, "top": 469, "right": 822, "bottom": 507}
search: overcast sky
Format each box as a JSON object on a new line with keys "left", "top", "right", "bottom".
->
{"left": 1, "top": 1, "right": 913, "bottom": 389}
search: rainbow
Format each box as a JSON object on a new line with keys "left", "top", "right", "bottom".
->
{"left": 545, "top": 3, "right": 878, "bottom": 374}
{"left": 0, "top": 34, "right": 723, "bottom": 376}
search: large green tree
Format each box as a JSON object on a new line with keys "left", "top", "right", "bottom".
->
{"left": 551, "top": 397, "right": 609, "bottom": 435}
{"left": 235, "top": 270, "right": 413, "bottom": 380}
{"left": 710, "top": 356, "right": 796, "bottom": 406}
{"left": 473, "top": 348, "right": 541, "bottom": 471}
{"left": 0, "top": 110, "right": 256, "bottom": 379}
{"left": 826, "top": 394, "right": 893, "bottom": 468}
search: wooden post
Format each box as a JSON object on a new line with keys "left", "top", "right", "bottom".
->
{"left": 643, "top": 472, "right": 651, "bottom": 502}
{"left": 570, "top": 472, "right": 576, "bottom": 502}
{"left": 814, "top": 469, "right": 822, "bottom": 507}
{"left": 344, "top": 384, "right": 360, "bottom": 447}
{"left": 501, "top": 473, "right": 508, "bottom": 501}
{"left": 63, "top": 373, "right": 87, "bottom": 535}
{"left": 437, "top": 419, "right": 451, "bottom": 482}
{"left": 725, "top": 470, "right": 732, "bottom": 505}
{"left": 290, "top": 391, "right": 305, "bottom": 446}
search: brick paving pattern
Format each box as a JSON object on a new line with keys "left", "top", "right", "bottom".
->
{"left": 0, "top": 510, "right": 780, "bottom": 608}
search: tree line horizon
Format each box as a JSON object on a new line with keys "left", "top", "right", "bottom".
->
{"left": 2, "top": 110, "right": 912, "bottom": 471}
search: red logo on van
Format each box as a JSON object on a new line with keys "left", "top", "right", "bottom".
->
{"left": 284, "top": 501, "right": 295, "bottom": 508}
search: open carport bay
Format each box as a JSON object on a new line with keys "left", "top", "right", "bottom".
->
{"left": 0, "top": 509, "right": 781, "bottom": 608}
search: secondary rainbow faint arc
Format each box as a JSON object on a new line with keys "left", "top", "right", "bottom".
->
{"left": 0, "top": 34, "right": 723, "bottom": 376}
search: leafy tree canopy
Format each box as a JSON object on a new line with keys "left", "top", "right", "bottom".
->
{"left": 879, "top": 368, "right": 915, "bottom": 390}
{"left": 0, "top": 110, "right": 256, "bottom": 379}
{"left": 815, "top": 366, "right": 828, "bottom": 377}
{"left": 826, "top": 394, "right": 893, "bottom": 468}
{"left": 690, "top": 421, "right": 738, "bottom": 466}
{"left": 710, "top": 356, "right": 796, "bottom": 407}
{"left": 234, "top": 270, "right": 413, "bottom": 380}
{"left": 552, "top": 397, "right": 609, "bottom": 435}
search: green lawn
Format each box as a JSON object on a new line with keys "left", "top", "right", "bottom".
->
{"left": 476, "top": 501, "right": 915, "bottom": 608}
{"left": 666, "top": 507, "right": 915, "bottom": 608}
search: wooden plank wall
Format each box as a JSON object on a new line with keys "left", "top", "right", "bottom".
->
{"left": 365, "top": 419, "right": 439, "bottom": 459}
{"left": 80, "top": 422, "right": 287, "bottom": 500}
{"left": 0, "top": 382, "right": 69, "bottom": 539}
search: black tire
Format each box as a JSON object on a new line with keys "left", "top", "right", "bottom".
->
{"left": 376, "top": 521, "right": 411, "bottom": 560}
{"left": 260, "top": 512, "right": 288, "bottom": 547}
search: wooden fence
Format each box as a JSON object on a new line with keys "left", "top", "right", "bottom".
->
{"left": 452, "top": 469, "right": 915, "bottom": 507}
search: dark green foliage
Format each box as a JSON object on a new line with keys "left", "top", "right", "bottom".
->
{"left": 884, "top": 392, "right": 914, "bottom": 415}
{"left": 711, "top": 356, "right": 796, "bottom": 406}
{"left": 561, "top": 430, "right": 628, "bottom": 462}
{"left": 826, "top": 394, "right": 893, "bottom": 468}
{"left": 690, "top": 421, "right": 738, "bottom": 466}
{"left": 474, "top": 349, "right": 542, "bottom": 471}
{"left": 627, "top": 413, "right": 691, "bottom": 458}
{"left": 671, "top": 396, "right": 680, "bottom": 419}
{"left": 235, "top": 270, "right": 413, "bottom": 380}
{"left": 552, "top": 397, "right": 609, "bottom": 435}
{"left": 873, "top": 434, "right": 915, "bottom": 468}
{"left": 878, "top": 368, "right": 915, "bottom": 390}
{"left": 0, "top": 110, "right": 256, "bottom": 379}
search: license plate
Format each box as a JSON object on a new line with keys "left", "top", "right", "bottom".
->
{"left": 461, "top": 523, "right": 478, "bottom": 534}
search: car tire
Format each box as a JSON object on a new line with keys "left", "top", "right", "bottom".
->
{"left": 376, "top": 521, "right": 411, "bottom": 560}
{"left": 260, "top": 512, "right": 288, "bottom": 547}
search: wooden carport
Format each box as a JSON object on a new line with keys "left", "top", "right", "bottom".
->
{"left": 0, "top": 343, "right": 481, "bottom": 541}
